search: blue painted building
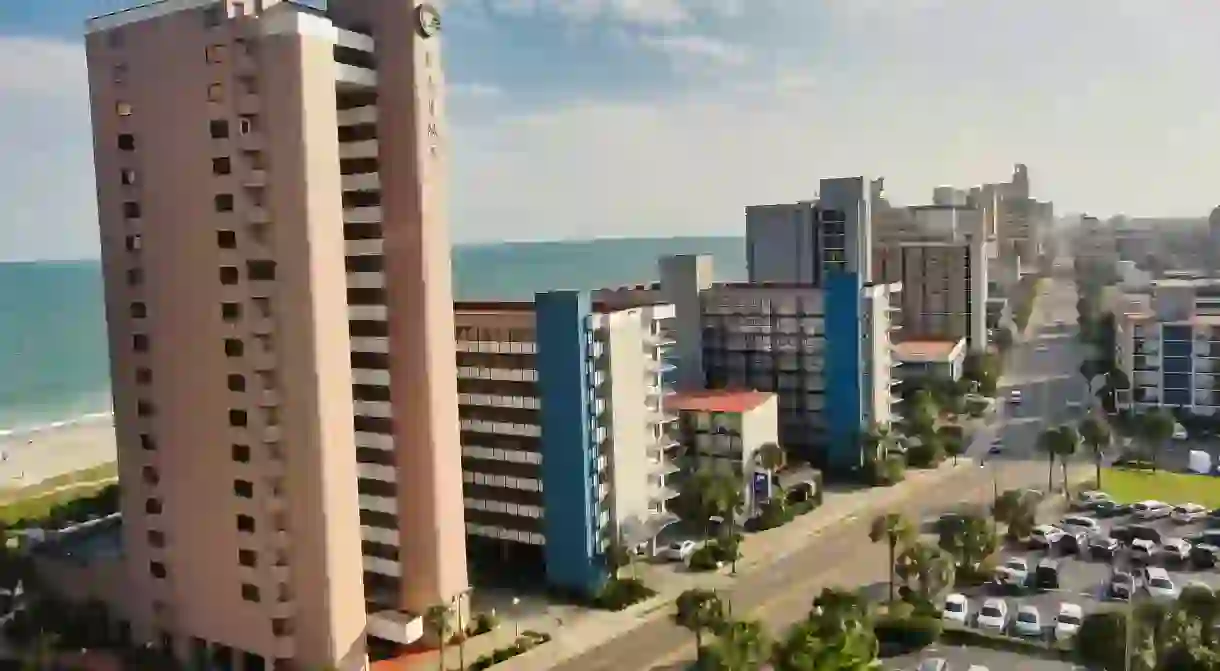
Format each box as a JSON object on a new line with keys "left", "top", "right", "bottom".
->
{"left": 823, "top": 272, "right": 867, "bottom": 471}
{"left": 533, "top": 291, "right": 606, "bottom": 594}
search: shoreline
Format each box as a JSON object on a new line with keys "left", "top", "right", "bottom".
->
{"left": 0, "top": 419, "right": 117, "bottom": 489}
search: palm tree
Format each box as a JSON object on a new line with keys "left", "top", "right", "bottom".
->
{"left": 703, "top": 619, "right": 770, "bottom": 670}
{"left": 895, "top": 542, "right": 956, "bottom": 603}
{"left": 690, "top": 468, "right": 742, "bottom": 541}
{"left": 1078, "top": 416, "right": 1111, "bottom": 488}
{"left": 868, "top": 513, "right": 914, "bottom": 603}
{"left": 1036, "top": 427, "right": 1059, "bottom": 494}
{"left": 1053, "top": 424, "right": 1081, "bottom": 499}
{"left": 674, "top": 589, "right": 727, "bottom": 663}
{"left": 1138, "top": 408, "right": 1174, "bottom": 472}
{"left": 423, "top": 603, "right": 453, "bottom": 671}
{"left": 756, "top": 442, "right": 786, "bottom": 477}
{"left": 992, "top": 489, "right": 1037, "bottom": 541}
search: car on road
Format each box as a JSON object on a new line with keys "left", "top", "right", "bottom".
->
{"left": 1160, "top": 538, "right": 1192, "bottom": 564}
{"left": 942, "top": 593, "right": 969, "bottom": 625}
{"left": 1054, "top": 603, "right": 1084, "bottom": 642}
{"left": 1036, "top": 344, "right": 1049, "bottom": 352}
{"left": 1171, "top": 503, "right": 1208, "bottom": 524}
{"left": 1087, "top": 534, "right": 1120, "bottom": 559}
{"left": 1143, "top": 567, "right": 1178, "bottom": 600}
{"left": 987, "top": 441, "right": 1004, "bottom": 456}
{"left": 977, "top": 598, "right": 1009, "bottom": 633}
{"left": 1109, "top": 571, "right": 1137, "bottom": 600}
{"left": 1030, "top": 525, "right": 1065, "bottom": 549}
{"left": 660, "top": 540, "right": 698, "bottom": 562}
{"left": 1090, "top": 500, "right": 1133, "bottom": 518}
{"left": 1014, "top": 604, "right": 1043, "bottom": 638}
{"left": 1060, "top": 515, "right": 1102, "bottom": 534}
{"left": 1132, "top": 501, "right": 1172, "bottom": 521}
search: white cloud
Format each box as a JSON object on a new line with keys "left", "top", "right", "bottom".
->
{"left": 485, "top": 0, "right": 742, "bottom": 27}
{"left": 450, "top": 82, "right": 504, "bottom": 98}
{"left": 639, "top": 34, "right": 748, "bottom": 68}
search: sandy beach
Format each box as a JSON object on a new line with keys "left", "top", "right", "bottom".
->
{"left": 0, "top": 418, "right": 118, "bottom": 491}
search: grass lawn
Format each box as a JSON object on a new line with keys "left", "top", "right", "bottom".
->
{"left": 1101, "top": 468, "right": 1220, "bottom": 508}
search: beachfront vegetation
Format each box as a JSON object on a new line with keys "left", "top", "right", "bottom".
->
{"left": 0, "top": 462, "right": 118, "bottom": 528}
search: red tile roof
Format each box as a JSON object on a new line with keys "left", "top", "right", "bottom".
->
{"left": 665, "top": 389, "right": 774, "bottom": 414}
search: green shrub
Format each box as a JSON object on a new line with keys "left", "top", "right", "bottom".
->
{"left": 873, "top": 614, "right": 943, "bottom": 652}
{"left": 789, "top": 500, "right": 816, "bottom": 516}
{"left": 591, "top": 576, "right": 656, "bottom": 610}
{"left": 687, "top": 545, "right": 722, "bottom": 572}
{"left": 468, "top": 611, "right": 498, "bottom": 636}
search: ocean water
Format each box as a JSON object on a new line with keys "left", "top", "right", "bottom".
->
{"left": 0, "top": 236, "right": 745, "bottom": 436}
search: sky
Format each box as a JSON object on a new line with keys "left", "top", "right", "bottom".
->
{"left": 1, "top": 1, "right": 1219, "bottom": 261}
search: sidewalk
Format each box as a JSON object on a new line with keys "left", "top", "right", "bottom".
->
{"left": 469, "top": 459, "right": 973, "bottom": 671}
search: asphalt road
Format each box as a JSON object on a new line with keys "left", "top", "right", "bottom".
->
{"left": 541, "top": 279, "right": 1091, "bottom": 671}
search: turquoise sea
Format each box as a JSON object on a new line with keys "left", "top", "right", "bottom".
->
{"left": 0, "top": 236, "right": 745, "bottom": 436}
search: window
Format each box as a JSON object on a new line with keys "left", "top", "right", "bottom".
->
{"left": 107, "top": 30, "right": 124, "bottom": 48}
{"left": 205, "top": 44, "right": 226, "bottom": 64}
{"left": 135, "top": 367, "right": 152, "bottom": 385}
{"left": 212, "top": 157, "right": 232, "bottom": 175}
{"left": 118, "top": 134, "right": 135, "bottom": 151}
{"left": 239, "top": 115, "right": 258, "bottom": 135}
{"left": 139, "top": 433, "right": 156, "bottom": 451}
{"left": 210, "top": 119, "right": 230, "bottom": 139}
{"left": 132, "top": 333, "right": 149, "bottom": 352}
{"left": 240, "top": 583, "right": 260, "bottom": 602}
{"left": 122, "top": 201, "right": 141, "bottom": 219}
{"left": 238, "top": 76, "right": 258, "bottom": 95}
{"left": 215, "top": 233, "right": 237, "bottom": 252}
{"left": 219, "top": 266, "right": 239, "bottom": 284}
{"left": 214, "top": 194, "right": 234, "bottom": 212}
{"left": 126, "top": 267, "right": 143, "bottom": 285}
{"left": 121, "top": 168, "right": 137, "bottom": 185}
{"left": 149, "top": 562, "right": 167, "bottom": 579}
{"left": 125, "top": 234, "right": 142, "bottom": 252}
{"left": 136, "top": 400, "right": 154, "bottom": 417}
{"left": 221, "top": 302, "right": 242, "bottom": 322}
{"left": 238, "top": 549, "right": 257, "bottom": 567}
{"left": 148, "top": 530, "right": 165, "bottom": 547}
{"left": 113, "top": 63, "right": 128, "bottom": 83}
{"left": 233, "top": 480, "right": 254, "bottom": 498}
{"left": 207, "top": 83, "right": 224, "bottom": 102}
{"left": 236, "top": 514, "right": 255, "bottom": 533}
{"left": 145, "top": 498, "right": 162, "bottom": 514}
{"left": 227, "top": 373, "right": 246, "bottom": 392}
{"left": 116, "top": 101, "right": 133, "bottom": 117}
{"left": 141, "top": 466, "right": 159, "bottom": 485}
{"left": 228, "top": 409, "right": 248, "bottom": 427}
{"left": 224, "top": 339, "right": 244, "bottom": 357}
{"left": 246, "top": 260, "right": 276, "bottom": 281}
{"left": 203, "top": 5, "right": 223, "bottom": 28}
{"left": 232, "top": 444, "right": 250, "bottom": 462}
{"left": 129, "top": 302, "right": 147, "bottom": 319}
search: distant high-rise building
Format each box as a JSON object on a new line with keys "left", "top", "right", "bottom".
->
{"left": 85, "top": 1, "right": 465, "bottom": 668}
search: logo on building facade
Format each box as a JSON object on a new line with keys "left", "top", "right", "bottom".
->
{"left": 417, "top": 3, "right": 441, "bottom": 38}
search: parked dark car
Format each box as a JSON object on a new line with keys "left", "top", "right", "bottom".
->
{"left": 1207, "top": 509, "right": 1220, "bottom": 527}
{"left": 1109, "top": 571, "right": 1136, "bottom": 600}
{"left": 1088, "top": 534, "right": 1120, "bottom": 560}
{"left": 1091, "top": 500, "right": 1133, "bottom": 518}
{"left": 1191, "top": 543, "right": 1220, "bottom": 569}
{"left": 1054, "top": 530, "right": 1087, "bottom": 556}
{"left": 1035, "top": 558, "right": 1061, "bottom": 590}
{"left": 1113, "top": 524, "right": 1164, "bottom": 546}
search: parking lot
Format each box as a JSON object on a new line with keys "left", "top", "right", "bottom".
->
{"left": 943, "top": 502, "right": 1220, "bottom": 642}
{"left": 883, "top": 646, "right": 1081, "bottom": 671}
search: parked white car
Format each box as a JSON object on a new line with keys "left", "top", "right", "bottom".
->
{"left": 998, "top": 557, "right": 1030, "bottom": 586}
{"left": 1133, "top": 501, "right": 1172, "bottom": 520}
{"left": 977, "top": 598, "right": 1009, "bottom": 633}
{"left": 1078, "top": 491, "right": 1113, "bottom": 506}
{"left": 1161, "top": 539, "right": 1192, "bottom": 563}
{"left": 660, "top": 540, "right": 697, "bottom": 562}
{"left": 1055, "top": 603, "right": 1084, "bottom": 642}
{"left": 1014, "top": 604, "right": 1043, "bottom": 638}
{"left": 1144, "top": 567, "right": 1178, "bottom": 600}
{"left": 1030, "top": 525, "right": 1065, "bottom": 548}
{"left": 1060, "top": 515, "right": 1102, "bottom": 534}
{"left": 1172, "top": 503, "right": 1208, "bottom": 524}
{"left": 1131, "top": 539, "right": 1158, "bottom": 563}
{"left": 942, "top": 593, "right": 969, "bottom": 625}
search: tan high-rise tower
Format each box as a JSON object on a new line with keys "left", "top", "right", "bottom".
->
{"left": 85, "top": 1, "right": 467, "bottom": 669}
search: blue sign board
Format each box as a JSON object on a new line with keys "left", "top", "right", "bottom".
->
{"left": 752, "top": 471, "right": 771, "bottom": 502}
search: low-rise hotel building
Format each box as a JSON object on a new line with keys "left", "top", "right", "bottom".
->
{"left": 451, "top": 291, "right": 679, "bottom": 594}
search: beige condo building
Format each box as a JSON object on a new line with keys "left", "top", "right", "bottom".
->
{"left": 85, "top": 1, "right": 465, "bottom": 669}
